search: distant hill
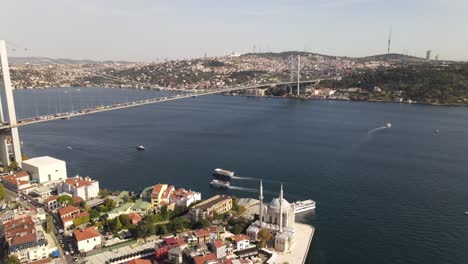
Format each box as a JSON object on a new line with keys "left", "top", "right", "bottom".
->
{"left": 243, "top": 51, "right": 428, "bottom": 62}
{"left": 357, "top": 53, "right": 426, "bottom": 62}
{"left": 242, "top": 51, "right": 339, "bottom": 59}
{"left": 9, "top": 57, "right": 134, "bottom": 65}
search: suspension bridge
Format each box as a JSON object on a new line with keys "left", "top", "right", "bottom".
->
{"left": 0, "top": 40, "right": 324, "bottom": 167}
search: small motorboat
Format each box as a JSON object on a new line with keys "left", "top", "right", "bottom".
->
{"left": 465, "top": 211, "right": 468, "bottom": 215}
{"left": 136, "top": 145, "right": 145, "bottom": 151}
{"left": 66, "top": 146, "right": 72, "bottom": 150}
{"left": 434, "top": 129, "right": 440, "bottom": 133}
{"left": 385, "top": 123, "right": 392, "bottom": 128}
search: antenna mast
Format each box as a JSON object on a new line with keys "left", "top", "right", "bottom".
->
{"left": 387, "top": 27, "right": 392, "bottom": 54}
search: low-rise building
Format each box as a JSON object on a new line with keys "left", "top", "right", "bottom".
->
{"left": 1, "top": 216, "right": 56, "bottom": 263}
{"left": 232, "top": 234, "right": 250, "bottom": 251}
{"left": 193, "top": 253, "right": 217, "bottom": 264}
{"left": 21, "top": 156, "right": 67, "bottom": 184}
{"left": 1, "top": 171, "right": 35, "bottom": 193}
{"left": 211, "top": 239, "right": 227, "bottom": 259}
{"left": 43, "top": 195, "right": 60, "bottom": 211}
{"left": 58, "top": 175, "right": 99, "bottom": 200}
{"left": 128, "top": 212, "right": 142, "bottom": 225}
{"left": 58, "top": 205, "right": 80, "bottom": 229}
{"left": 73, "top": 226, "right": 102, "bottom": 252}
{"left": 131, "top": 199, "right": 152, "bottom": 216}
{"left": 151, "top": 184, "right": 174, "bottom": 208}
{"left": 168, "top": 247, "right": 183, "bottom": 264}
{"left": 189, "top": 195, "right": 232, "bottom": 222}
{"left": 170, "top": 188, "right": 201, "bottom": 207}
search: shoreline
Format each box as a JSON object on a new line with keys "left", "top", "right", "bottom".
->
{"left": 236, "top": 94, "right": 468, "bottom": 107}
{"left": 13, "top": 85, "right": 468, "bottom": 107}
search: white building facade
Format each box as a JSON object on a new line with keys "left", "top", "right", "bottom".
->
{"left": 58, "top": 176, "right": 99, "bottom": 200}
{"left": 21, "top": 156, "right": 67, "bottom": 184}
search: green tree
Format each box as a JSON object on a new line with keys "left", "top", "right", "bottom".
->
{"left": 6, "top": 255, "right": 20, "bottom": 264}
{"left": 73, "top": 214, "right": 90, "bottom": 226}
{"left": 7, "top": 161, "right": 19, "bottom": 172}
{"left": 170, "top": 205, "right": 188, "bottom": 219}
{"left": 169, "top": 217, "right": 190, "bottom": 232}
{"left": 77, "top": 200, "right": 87, "bottom": 209}
{"left": 232, "top": 198, "right": 239, "bottom": 212}
{"left": 98, "top": 188, "right": 113, "bottom": 197}
{"left": 232, "top": 224, "right": 243, "bottom": 235}
{"left": 192, "top": 219, "right": 210, "bottom": 230}
{"left": 57, "top": 195, "right": 73, "bottom": 205}
{"left": 113, "top": 216, "right": 123, "bottom": 231}
{"left": 160, "top": 205, "right": 169, "bottom": 220}
{"left": 103, "top": 198, "right": 116, "bottom": 211}
{"left": 119, "top": 214, "right": 132, "bottom": 229}
{"left": 89, "top": 209, "right": 100, "bottom": 219}
{"left": 156, "top": 224, "right": 168, "bottom": 235}
{"left": 258, "top": 228, "right": 273, "bottom": 248}
{"left": 134, "top": 220, "right": 154, "bottom": 238}
{"left": 0, "top": 183, "right": 7, "bottom": 201}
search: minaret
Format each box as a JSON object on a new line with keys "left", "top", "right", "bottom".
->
{"left": 279, "top": 184, "right": 283, "bottom": 233}
{"left": 259, "top": 179, "right": 264, "bottom": 227}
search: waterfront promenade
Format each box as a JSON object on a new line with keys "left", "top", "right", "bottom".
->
{"left": 275, "top": 223, "right": 315, "bottom": 264}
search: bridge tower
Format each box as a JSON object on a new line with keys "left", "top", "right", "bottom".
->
{"left": 0, "top": 40, "right": 22, "bottom": 169}
{"left": 288, "top": 54, "right": 301, "bottom": 96}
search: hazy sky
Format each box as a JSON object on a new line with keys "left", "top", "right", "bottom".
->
{"left": 1, "top": 0, "right": 467, "bottom": 61}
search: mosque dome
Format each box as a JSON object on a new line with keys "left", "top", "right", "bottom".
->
{"left": 269, "top": 198, "right": 290, "bottom": 209}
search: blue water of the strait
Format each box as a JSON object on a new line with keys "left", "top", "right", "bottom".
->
{"left": 13, "top": 87, "right": 468, "bottom": 264}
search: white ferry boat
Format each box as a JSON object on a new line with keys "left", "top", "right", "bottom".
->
{"left": 294, "top": 199, "right": 316, "bottom": 214}
{"left": 209, "top": 179, "right": 230, "bottom": 189}
{"left": 136, "top": 145, "right": 145, "bottom": 151}
{"left": 213, "top": 168, "right": 235, "bottom": 181}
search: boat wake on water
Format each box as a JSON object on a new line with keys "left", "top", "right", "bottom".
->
{"left": 230, "top": 175, "right": 256, "bottom": 180}
{"left": 367, "top": 126, "right": 386, "bottom": 135}
{"left": 229, "top": 186, "right": 259, "bottom": 193}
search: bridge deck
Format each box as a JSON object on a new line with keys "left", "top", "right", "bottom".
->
{"left": 1, "top": 80, "right": 320, "bottom": 129}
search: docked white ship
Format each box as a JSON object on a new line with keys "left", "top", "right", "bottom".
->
{"left": 294, "top": 199, "right": 316, "bottom": 214}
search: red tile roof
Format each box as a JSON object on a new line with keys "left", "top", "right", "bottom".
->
{"left": 64, "top": 176, "right": 95, "bottom": 188}
{"left": 152, "top": 184, "right": 164, "bottom": 195}
{"left": 232, "top": 234, "right": 249, "bottom": 243}
{"left": 73, "top": 226, "right": 100, "bottom": 241}
{"left": 58, "top": 205, "right": 80, "bottom": 218}
{"left": 161, "top": 185, "right": 174, "bottom": 199}
{"left": 127, "top": 259, "right": 151, "bottom": 264}
{"left": 44, "top": 195, "right": 59, "bottom": 203}
{"left": 3, "top": 216, "right": 37, "bottom": 247}
{"left": 194, "top": 229, "right": 211, "bottom": 238}
{"left": 213, "top": 239, "right": 225, "bottom": 248}
{"left": 128, "top": 212, "right": 142, "bottom": 224}
{"left": 75, "top": 211, "right": 89, "bottom": 218}
{"left": 10, "top": 232, "right": 37, "bottom": 247}
{"left": 194, "top": 253, "right": 216, "bottom": 264}
{"left": 2, "top": 171, "right": 30, "bottom": 186}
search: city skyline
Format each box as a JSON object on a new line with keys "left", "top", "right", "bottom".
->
{"left": 1, "top": 0, "right": 467, "bottom": 61}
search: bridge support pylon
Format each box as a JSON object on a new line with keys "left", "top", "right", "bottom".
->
{"left": 0, "top": 40, "right": 22, "bottom": 169}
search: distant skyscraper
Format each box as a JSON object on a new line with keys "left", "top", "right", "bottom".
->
{"left": 435, "top": 55, "right": 439, "bottom": 61}
{"left": 426, "top": 50, "right": 431, "bottom": 60}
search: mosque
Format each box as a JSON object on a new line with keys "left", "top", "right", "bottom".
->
{"left": 246, "top": 180, "right": 295, "bottom": 252}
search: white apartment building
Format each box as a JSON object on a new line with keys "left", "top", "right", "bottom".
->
{"left": 73, "top": 226, "right": 102, "bottom": 252}
{"left": 170, "top": 188, "right": 202, "bottom": 207}
{"left": 58, "top": 175, "right": 99, "bottom": 200}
